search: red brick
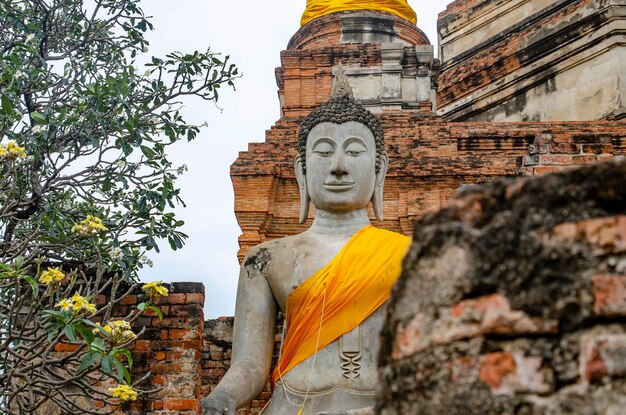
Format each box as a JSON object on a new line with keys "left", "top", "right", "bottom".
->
{"left": 548, "top": 143, "right": 580, "bottom": 154}
{"left": 54, "top": 343, "right": 80, "bottom": 352}
{"left": 133, "top": 340, "right": 150, "bottom": 351}
{"left": 593, "top": 274, "right": 626, "bottom": 316}
{"left": 533, "top": 166, "right": 564, "bottom": 175}
{"left": 163, "top": 399, "right": 200, "bottom": 411}
{"left": 479, "top": 352, "right": 553, "bottom": 395}
{"left": 572, "top": 155, "right": 598, "bottom": 164}
{"left": 118, "top": 294, "right": 137, "bottom": 305}
{"left": 547, "top": 216, "right": 626, "bottom": 254}
{"left": 186, "top": 293, "right": 205, "bottom": 305}
{"left": 580, "top": 334, "right": 626, "bottom": 382}
{"left": 582, "top": 144, "right": 614, "bottom": 154}
{"left": 155, "top": 292, "right": 186, "bottom": 305}
{"left": 479, "top": 352, "right": 517, "bottom": 390}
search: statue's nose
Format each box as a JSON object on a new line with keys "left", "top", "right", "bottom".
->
{"left": 330, "top": 152, "right": 348, "bottom": 177}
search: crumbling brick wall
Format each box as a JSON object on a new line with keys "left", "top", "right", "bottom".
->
{"left": 200, "top": 317, "right": 283, "bottom": 414}
{"left": 118, "top": 282, "right": 205, "bottom": 415}
{"left": 378, "top": 158, "right": 626, "bottom": 414}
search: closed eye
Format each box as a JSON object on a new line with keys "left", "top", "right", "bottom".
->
{"left": 346, "top": 150, "right": 364, "bottom": 156}
{"left": 314, "top": 151, "right": 333, "bottom": 157}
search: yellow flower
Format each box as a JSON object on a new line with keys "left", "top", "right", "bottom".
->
{"left": 55, "top": 298, "right": 73, "bottom": 313}
{"left": 84, "top": 303, "right": 97, "bottom": 315}
{"left": 0, "top": 141, "right": 26, "bottom": 161}
{"left": 38, "top": 267, "right": 64, "bottom": 285}
{"left": 141, "top": 281, "right": 168, "bottom": 299}
{"left": 108, "top": 384, "right": 138, "bottom": 401}
{"left": 55, "top": 293, "right": 97, "bottom": 316}
{"left": 93, "top": 320, "right": 136, "bottom": 345}
{"left": 72, "top": 215, "right": 108, "bottom": 236}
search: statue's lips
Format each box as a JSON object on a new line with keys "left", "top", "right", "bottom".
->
{"left": 323, "top": 181, "right": 355, "bottom": 191}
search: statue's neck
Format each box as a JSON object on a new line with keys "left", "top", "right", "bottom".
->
{"left": 308, "top": 208, "right": 371, "bottom": 236}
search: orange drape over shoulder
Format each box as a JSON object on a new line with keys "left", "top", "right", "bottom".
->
{"left": 271, "top": 226, "right": 411, "bottom": 384}
{"left": 301, "top": 0, "right": 417, "bottom": 26}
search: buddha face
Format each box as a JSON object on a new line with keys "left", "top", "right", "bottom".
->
{"left": 304, "top": 121, "right": 377, "bottom": 213}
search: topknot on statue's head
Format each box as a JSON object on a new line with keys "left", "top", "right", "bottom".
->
{"left": 298, "top": 67, "right": 385, "bottom": 174}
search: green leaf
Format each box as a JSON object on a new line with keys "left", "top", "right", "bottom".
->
{"left": 75, "top": 322, "right": 95, "bottom": 344}
{"left": 101, "top": 355, "right": 113, "bottom": 375}
{"left": 113, "top": 348, "right": 134, "bottom": 368}
{"left": 173, "top": 234, "right": 184, "bottom": 249}
{"left": 42, "top": 310, "right": 67, "bottom": 319}
{"left": 1, "top": 95, "right": 14, "bottom": 115}
{"left": 91, "top": 337, "right": 107, "bottom": 353}
{"left": 113, "top": 357, "right": 126, "bottom": 383}
{"left": 140, "top": 145, "right": 155, "bottom": 158}
{"left": 137, "top": 302, "right": 146, "bottom": 312}
{"left": 22, "top": 275, "right": 39, "bottom": 298}
{"left": 148, "top": 305, "right": 163, "bottom": 320}
{"left": 78, "top": 352, "right": 100, "bottom": 372}
{"left": 64, "top": 324, "right": 77, "bottom": 342}
{"left": 167, "top": 236, "right": 176, "bottom": 250}
{"left": 46, "top": 322, "right": 61, "bottom": 342}
{"left": 31, "top": 112, "right": 47, "bottom": 124}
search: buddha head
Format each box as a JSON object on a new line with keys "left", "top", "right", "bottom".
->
{"left": 295, "top": 68, "right": 388, "bottom": 223}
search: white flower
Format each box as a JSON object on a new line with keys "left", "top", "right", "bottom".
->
{"left": 145, "top": 69, "right": 151, "bottom": 76}
{"left": 32, "top": 125, "right": 44, "bottom": 134}
{"left": 116, "top": 160, "right": 126, "bottom": 169}
{"left": 176, "top": 164, "right": 188, "bottom": 175}
{"left": 140, "top": 256, "right": 153, "bottom": 267}
{"left": 25, "top": 34, "right": 35, "bottom": 42}
{"left": 108, "top": 247, "right": 123, "bottom": 261}
{"left": 14, "top": 71, "right": 26, "bottom": 80}
{"left": 150, "top": 116, "right": 159, "bottom": 124}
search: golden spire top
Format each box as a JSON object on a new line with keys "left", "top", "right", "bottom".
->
{"left": 301, "top": 0, "right": 417, "bottom": 26}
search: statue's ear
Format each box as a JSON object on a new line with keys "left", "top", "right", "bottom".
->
{"left": 372, "top": 152, "right": 388, "bottom": 221}
{"left": 295, "top": 155, "right": 310, "bottom": 224}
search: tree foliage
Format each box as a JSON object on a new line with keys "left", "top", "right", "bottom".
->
{"left": 0, "top": 0, "right": 238, "bottom": 412}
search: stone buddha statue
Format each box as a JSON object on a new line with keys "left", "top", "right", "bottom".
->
{"left": 202, "top": 70, "right": 411, "bottom": 415}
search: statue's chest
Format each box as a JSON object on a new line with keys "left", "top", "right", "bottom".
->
{"left": 266, "top": 240, "right": 348, "bottom": 310}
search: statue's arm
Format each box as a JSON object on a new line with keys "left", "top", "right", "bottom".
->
{"left": 202, "top": 251, "right": 277, "bottom": 415}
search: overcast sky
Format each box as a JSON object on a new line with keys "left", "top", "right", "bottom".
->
{"left": 137, "top": 0, "right": 451, "bottom": 318}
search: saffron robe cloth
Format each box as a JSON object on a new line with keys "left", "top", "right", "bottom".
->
{"left": 271, "top": 225, "right": 412, "bottom": 384}
{"left": 301, "top": 0, "right": 417, "bottom": 26}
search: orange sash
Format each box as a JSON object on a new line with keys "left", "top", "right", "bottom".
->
{"left": 301, "top": 0, "right": 417, "bottom": 26}
{"left": 271, "top": 225, "right": 411, "bottom": 384}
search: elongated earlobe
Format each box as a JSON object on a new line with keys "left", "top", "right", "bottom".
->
{"left": 295, "top": 155, "right": 310, "bottom": 224}
{"left": 372, "top": 152, "right": 388, "bottom": 221}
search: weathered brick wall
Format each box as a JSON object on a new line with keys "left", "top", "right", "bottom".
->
{"left": 200, "top": 317, "right": 284, "bottom": 414}
{"left": 114, "top": 283, "right": 205, "bottom": 415}
{"left": 437, "top": 0, "right": 626, "bottom": 121}
{"left": 379, "top": 159, "right": 626, "bottom": 414}
{"left": 438, "top": 0, "right": 592, "bottom": 108}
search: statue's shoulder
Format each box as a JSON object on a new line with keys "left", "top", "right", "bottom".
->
{"left": 243, "top": 232, "right": 310, "bottom": 261}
